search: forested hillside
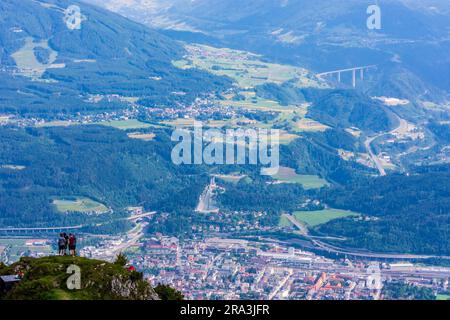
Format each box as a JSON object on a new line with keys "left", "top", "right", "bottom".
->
{"left": 306, "top": 90, "right": 397, "bottom": 133}
{"left": 317, "top": 165, "right": 450, "bottom": 254}
{"left": 0, "top": 126, "right": 208, "bottom": 227}
{"left": 255, "top": 84, "right": 397, "bottom": 133}
{"left": 0, "top": 0, "right": 231, "bottom": 116}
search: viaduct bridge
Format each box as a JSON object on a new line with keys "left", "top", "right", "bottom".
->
{"left": 0, "top": 212, "right": 156, "bottom": 236}
{"left": 0, "top": 225, "right": 83, "bottom": 235}
{"left": 317, "top": 65, "right": 376, "bottom": 88}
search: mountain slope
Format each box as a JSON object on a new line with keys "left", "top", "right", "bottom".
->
{"left": 306, "top": 90, "right": 397, "bottom": 133}
{"left": 0, "top": 0, "right": 231, "bottom": 116}
{"left": 317, "top": 165, "right": 450, "bottom": 255}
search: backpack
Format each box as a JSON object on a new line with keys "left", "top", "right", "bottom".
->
{"left": 58, "top": 237, "right": 66, "bottom": 247}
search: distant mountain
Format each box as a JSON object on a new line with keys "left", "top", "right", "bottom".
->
{"left": 90, "top": 0, "right": 450, "bottom": 103}
{"left": 0, "top": 0, "right": 231, "bottom": 116}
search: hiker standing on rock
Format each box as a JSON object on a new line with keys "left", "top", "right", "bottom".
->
{"left": 58, "top": 233, "right": 66, "bottom": 256}
{"left": 68, "top": 233, "right": 77, "bottom": 257}
{"left": 63, "top": 233, "right": 69, "bottom": 255}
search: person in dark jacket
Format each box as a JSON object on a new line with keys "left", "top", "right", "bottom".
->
{"left": 63, "top": 233, "right": 69, "bottom": 255}
{"left": 58, "top": 233, "right": 66, "bottom": 256}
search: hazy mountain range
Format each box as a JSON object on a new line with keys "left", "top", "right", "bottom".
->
{"left": 89, "top": 0, "right": 450, "bottom": 102}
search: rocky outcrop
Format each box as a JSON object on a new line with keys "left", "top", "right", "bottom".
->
{"left": 0, "top": 256, "right": 159, "bottom": 300}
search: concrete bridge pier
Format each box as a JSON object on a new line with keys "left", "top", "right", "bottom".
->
{"left": 352, "top": 69, "right": 356, "bottom": 88}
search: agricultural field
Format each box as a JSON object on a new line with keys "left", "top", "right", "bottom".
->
{"left": 161, "top": 117, "right": 246, "bottom": 129}
{"left": 175, "top": 44, "right": 326, "bottom": 90}
{"left": 36, "top": 119, "right": 158, "bottom": 131}
{"left": 127, "top": 132, "right": 156, "bottom": 141}
{"left": 268, "top": 106, "right": 329, "bottom": 133}
{"left": 213, "top": 174, "right": 247, "bottom": 184}
{"left": 160, "top": 119, "right": 299, "bottom": 145}
{"left": 292, "top": 209, "right": 359, "bottom": 227}
{"left": 94, "top": 119, "right": 154, "bottom": 130}
{"left": 36, "top": 120, "right": 78, "bottom": 128}
{"left": 161, "top": 118, "right": 197, "bottom": 127}
{"left": 216, "top": 93, "right": 296, "bottom": 113}
{"left": 269, "top": 166, "right": 328, "bottom": 189}
{"left": 173, "top": 44, "right": 330, "bottom": 137}
{"left": 52, "top": 197, "right": 109, "bottom": 215}
{"left": 218, "top": 94, "right": 328, "bottom": 134}
{"left": 293, "top": 117, "right": 329, "bottom": 132}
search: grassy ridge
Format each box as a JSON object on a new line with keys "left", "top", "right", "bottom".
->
{"left": 0, "top": 256, "right": 157, "bottom": 300}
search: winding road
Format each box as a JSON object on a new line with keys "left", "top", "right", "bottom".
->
{"left": 364, "top": 114, "right": 409, "bottom": 176}
{"left": 364, "top": 135, "right": 386, "bottom": 176}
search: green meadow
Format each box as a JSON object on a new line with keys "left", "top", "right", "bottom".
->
{"left": 53, "top": 197, "right": 109, "bottom": 214}
{"left": 271, "top": 167, "right": 328, "bottom": 189}
{"left": 293, "top": 209, "right": 359, "bottom": 227}
{"left": 94, "top": 119, "right": 154, "bottom": 130}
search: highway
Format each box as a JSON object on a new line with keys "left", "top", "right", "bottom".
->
{"left": 125, "top": 211, "right": 156, "bottom": 221}
{"left": 283, "top": 213, "right": 450, "bottom": 261}
{"left": 364, "top": 113, "right": 409, "bottom": 176}
{"left": 364, "top": 135, "right": 386, "bottom": 176}
{"left": 311, "top": 238, "right": 450, "bottom": 261}
{"left": 0, "top": 225, "right": 83, "bottom": 233}
{"left": 0, "top": 211, "right": 156, "bottom": 235}
{"left": 110, "top": 221, "right": 147, "bottom": 255}
{"left": 282, "top": 214, "right": 307, "bottom": 236}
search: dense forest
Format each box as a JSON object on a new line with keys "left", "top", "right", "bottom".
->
{"left": 219, "top": 181, "right": 305, "bottom": 213}
{"left": 255, "top": 84, "right": 396, "bottom": 133}
{"left": 0, "top": 126, "right": 208, "bottom": 228}
{"left": 316, "top": 165, "right": 450, "bottom": 254}
{"left": 280, "top": 134, "right": 374, "bottom": 185}
{"left": 382, "top": 282, "right": 435, "bottom": 300}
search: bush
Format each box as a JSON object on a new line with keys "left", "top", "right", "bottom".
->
{"left": 114, "top": 253, "right": 128, "bottom": 267}
{"left": 154, "top": 284, "right": 184, "bottom": 301}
